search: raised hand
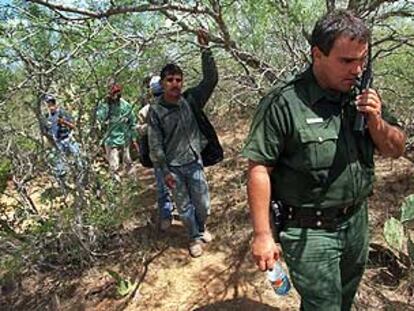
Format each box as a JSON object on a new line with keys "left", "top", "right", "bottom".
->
{"left": 197, "top": 28, "right": 209, "bottom": 47}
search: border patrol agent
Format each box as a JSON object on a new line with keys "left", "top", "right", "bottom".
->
{"left": 243, "top": 10, "right": 406, "bottom": 311}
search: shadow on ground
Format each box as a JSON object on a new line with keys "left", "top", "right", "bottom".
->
{"left": 194, "top": 297, "right": 281, "bottom": 311}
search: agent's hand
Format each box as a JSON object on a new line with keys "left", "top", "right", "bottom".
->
{"left": 164, "top": 173, "right": 176, "bottom": 189}
{"left": 252, "top": 232, "right": 282, "bottom": 271}
{"left": 356, "top": 89, "right": 382, "bottom": 122}
{"left": 197, "top": 28, "right": 209, "bottom": 47}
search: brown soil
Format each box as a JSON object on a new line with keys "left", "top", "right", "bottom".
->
{"left": 1, "top": 119, "right": 414, "bottom": 311}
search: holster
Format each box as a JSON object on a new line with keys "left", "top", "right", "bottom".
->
{"left": 269, "top": 200, "right": 285, "bottom": 243}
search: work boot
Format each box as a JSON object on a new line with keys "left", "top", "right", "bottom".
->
{"left": 200, "top": 230, "right": 213, "bottom": 243}
{"left": 189, "top": 240, "right": 203, "bottom": 258}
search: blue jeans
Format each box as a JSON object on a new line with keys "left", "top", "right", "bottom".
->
{"left": 54, "top": 138, "right": 81, "bottom": 177}
{"left": 169, "top": 160, "right": 210, "bottom": 240}
{"left": 154, "top": 167, "right": 173, "bottom": 220}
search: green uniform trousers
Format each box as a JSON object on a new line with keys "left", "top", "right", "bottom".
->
{"left": 279, "top": 202, "right": 369, "bottom": 311}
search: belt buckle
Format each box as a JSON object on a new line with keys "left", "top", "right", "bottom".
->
{"left": 343, "top": 205, "right": 351, "bottom": 215}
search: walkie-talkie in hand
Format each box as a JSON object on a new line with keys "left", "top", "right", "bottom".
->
{"left": 354, "top": 44, "right": 373, "bottom": 132}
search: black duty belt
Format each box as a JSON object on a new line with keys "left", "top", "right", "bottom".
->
{"left": 283, "top": 202, "right": 363, "bottom": 231}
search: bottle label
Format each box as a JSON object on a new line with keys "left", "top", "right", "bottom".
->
{"left": 272, "top": 278, "right": 283, "bottom": 287}
{"left": 271, "top": 275, "right": 291, "bottom": 296}
{"left": 267, "top": 262, "right": 291, "bottom": 296}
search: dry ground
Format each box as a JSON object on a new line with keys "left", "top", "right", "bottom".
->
{"left": 1, "top": 117, "right": 414, "bottom": 311}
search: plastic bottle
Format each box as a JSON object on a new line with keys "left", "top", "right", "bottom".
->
{"left": 266, "top": 261, "right": 291, "bottom": 296}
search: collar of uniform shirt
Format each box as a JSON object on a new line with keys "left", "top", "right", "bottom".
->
{"left": 301, "top": 67, "right": 354, "bottom": 106}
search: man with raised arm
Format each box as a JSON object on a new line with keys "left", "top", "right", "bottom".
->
{"left": 148, "top": 29, "right": 218, "bottom": 257}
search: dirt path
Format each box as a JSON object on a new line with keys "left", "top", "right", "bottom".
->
{"left": 99, "top": 129, "right": 414, "bottom": 310}
{"left": 126, "top": 157, "right": 414, "bottom": 311}
{"left": 2, "top": 123, "right": 414, "bottom": 310}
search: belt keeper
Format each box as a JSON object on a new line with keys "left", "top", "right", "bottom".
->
{"left": 343, "top": 206, "right": 350, "bottom": 215}
{"left": 287, "top": 207, "right": 293, "bottom": 220}
{"left": 315, "top": 210, "right": 323, "bottom": 227}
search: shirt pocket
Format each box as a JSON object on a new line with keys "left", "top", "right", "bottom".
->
{"left": 298, "top": 125, "right": 339, "bottom": 170}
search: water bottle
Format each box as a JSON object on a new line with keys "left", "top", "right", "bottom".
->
{"left": 267, "top": 261, "right": 291, "bottom": 296}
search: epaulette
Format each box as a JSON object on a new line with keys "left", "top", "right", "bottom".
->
{"left": 259, "top": 78, "right": 292, "bottom": 106}
{"left": 267, "top": 70, "right": 305, "bottom": 96}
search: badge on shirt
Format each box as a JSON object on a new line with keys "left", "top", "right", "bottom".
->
{"left": 306, "top": 117, "right": 324, "bottom": 124}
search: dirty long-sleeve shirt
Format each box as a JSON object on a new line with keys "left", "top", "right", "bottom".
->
{"left": 148, "top": 48, "right": 218, "bottom": 175}
{"left": 136, "top": 104, "right": 150, "bottom": 137}
{"left": 96, "top": 98, "right": 138, "bottom": 147}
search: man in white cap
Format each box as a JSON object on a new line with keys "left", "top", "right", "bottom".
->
{"left": 137, "top": 76, "right": 174, "bottom": 231}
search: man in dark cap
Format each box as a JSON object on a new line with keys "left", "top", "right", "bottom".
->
{"left": 43, "top": 94, "right": 81, "bottom": 178}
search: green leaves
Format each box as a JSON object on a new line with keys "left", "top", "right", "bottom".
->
{"left": 401, "top": 194, "right": 414, "bottom": 229}
{"left": 107, "top": 270, "right": 137, "bottom": 297}
{"left": 384, "top": 217, "right": 404, "bottom": 252}
{"left": 407, "top": 236, "right": 414, "bottom": 262}
{"left": 0, "top": 157, "right": 11, "bottom": 195}
{"left": 383, "top": 194, "right": 414, "bottom": 254}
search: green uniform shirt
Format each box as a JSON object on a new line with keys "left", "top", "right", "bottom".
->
{"left": 96, "top": 98, "right": 138, "bottom": 147}
{"left": 243, "top": 67, "right": 398, "bottom": 209}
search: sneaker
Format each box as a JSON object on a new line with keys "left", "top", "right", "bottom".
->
{"left": 189, "top": 240, "right": 203, "bottom": 258}
{"left": 160, "top": 218, "right": 172, "bottom": 231}
{"left": 200, "top": 230, "right": 213, "bottom": 243}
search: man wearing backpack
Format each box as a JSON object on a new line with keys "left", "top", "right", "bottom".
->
{"left": 97, "top": 84, "right": 138, "bottom": 179}
{"left": 137, "top": 76, "right": 173, "bottom": 231}
{"left": 148, "top": 29, "right": 219, "bottom": 257}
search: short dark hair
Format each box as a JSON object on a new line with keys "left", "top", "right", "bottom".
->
{"left": 160, "top": 63, "right": 183, "bottom": 81}
{"left": 311, "top": 10, "right": 370, "bottom": 56}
